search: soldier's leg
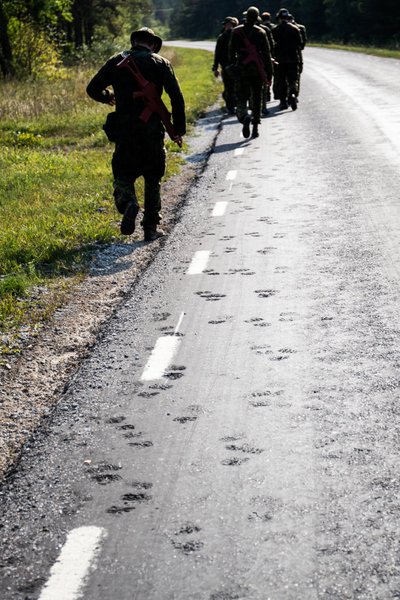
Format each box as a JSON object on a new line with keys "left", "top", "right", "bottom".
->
{"left": 222, "top": 70, "right": 236, "bottom": 113}
{"left": 251, "top": 79, "right": 262, "bottom": 124}
{"left": 275, "top": 64, "right": 289, "bottom": 109}
{"left": 287, "top": 63, "right": 299, "bottom": 97}
{"left": 111, "top": 140, "right": 140, "bottom": 215}
{"left": 297, "top": 61, "right": 303, "bottom": 95}
{"left": 235, "top": 78, "right": 250, "bottom": 123}
{"left": 142, "top": 178, "right": 162, "bottom": 230}
{"left": 287, "top": 63, "right": 299, "bottom": 111}
{"left": 250, "top": 79, "right": 262, "bottom": 138}
{"left": 142, "top": 127, "right": 166, "bottom": 240}
{"left": 261, "top": 83, "right": 269, "bottom": 115}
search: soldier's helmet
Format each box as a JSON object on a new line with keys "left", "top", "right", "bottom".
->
{"left": 243, "top": 6, "right": 260, "bottom": 24}
{"left": 130, "top": 27, "right": 162, "bottom": 53}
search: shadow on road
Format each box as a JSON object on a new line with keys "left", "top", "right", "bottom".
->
{"left": 212, "top": 139, "right": 250, "bottom": 154}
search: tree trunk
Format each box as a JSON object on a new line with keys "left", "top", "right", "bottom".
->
{"left": 0, "top": 3, "right": 14, "bottom": 77}
{"left": 72, "top": 0, "right": 84, "bottom": 47}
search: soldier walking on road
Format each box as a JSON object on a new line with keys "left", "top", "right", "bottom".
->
{"left": 260, "top": 11, "right": 276, "bottom": 114}
{"left": 212, "top": 16, "right": 239, "bottom": 114}
{"left": 289, "top": 14, "right": 307, "bottom": 49}
{"left": 272, "top": 8, "right": 303, "bottom": 111}
{"left": 288, "top": 13, "right": 307, "bottom": 94}
{"left": 86, "top": 27, "right": 186, "bottom": 241}
{"left": 228, "top": 6, "right": 273, "bottom": 139}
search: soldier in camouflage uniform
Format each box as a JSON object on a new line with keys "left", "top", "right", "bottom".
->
{"left": 272, "top": 8, "right": 303, "bottom": 111}
{"left": 229, "top": 6, "right": 273, "bottom": 139}
{"left": 288, "top": 13, "right": 307, "bottom": 94}
{"left": 288, "top": 14, "right": 307, "bottom": 50}
{"left": 260, "top": 11, "right": 275, "bottom": 114}
{"left": 212, "top": 16, "right": 239, "bottom": 114}
{"left": 86, "top": 28, "right": 186, "bottom": 241}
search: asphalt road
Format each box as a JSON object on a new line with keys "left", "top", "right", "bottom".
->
{"left": 2, "top": 46, "right": 400, "bottom": 600}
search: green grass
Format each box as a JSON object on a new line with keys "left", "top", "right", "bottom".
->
{"left": 0, "top": 47, "right": 222, "bottom": 342}
{"left": 311, "top": 42, "right": 400, "bottom": 60}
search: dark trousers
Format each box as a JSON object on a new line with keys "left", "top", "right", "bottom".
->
{"left": 112, "top": 120, "right": 166, "bottom": 229}
{"left": 236, "top": 75, "right": 263, "bottom": 125}
{"left": 221, "top": 68, "right": 236, "bottom": 112}
{"left": 274, "top": 62, "right": 299, "bottom": 100}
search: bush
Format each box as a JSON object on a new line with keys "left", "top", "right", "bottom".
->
{"left": 8, "top": 18, "right": 66, "bottom": 80}
{"left": 0, "top": 274, "right": 30, "bottom": 299}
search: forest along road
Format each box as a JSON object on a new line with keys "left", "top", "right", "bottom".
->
{"left": 2, "top": 46, "right": 400, "bottom": 600}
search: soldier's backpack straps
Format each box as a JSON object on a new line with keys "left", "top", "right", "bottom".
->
{"left": 236, "top": 28, "right": 268, "bottom": 83}
{"left": 117, "top": 54, "right": 181, "bottom": 145}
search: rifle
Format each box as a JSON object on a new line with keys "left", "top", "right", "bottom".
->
{"left": 117, "top": 54, "right": 182, "bottom": 147}
{"left": 236, "top": 29, "right": 270, "bottom": 84}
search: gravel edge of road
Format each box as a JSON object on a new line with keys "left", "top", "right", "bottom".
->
{"left": 0, "top": 106, "right": 223, "bottom": 482}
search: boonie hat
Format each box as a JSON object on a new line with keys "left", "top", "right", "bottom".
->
{"left": 276, "top": 8, "right": 290, "bottom": 19}
{"left": 223, "top": 16, "right": 239, "bottom": 25}
{"left": 130, "top": 27, "right": 162, "bottom": 53}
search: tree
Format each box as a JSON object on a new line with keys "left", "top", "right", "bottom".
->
{"left": 170, "top": 0, "right": 245, "bottom": 39}
{"left": 0, "top": 2, "right": 14, "bottom": 77}
{"left": 357, "top": 0, "right": 400, "bottom": 45}
{"left": 0, "top": 0, "right": 73, "bottom": 78}
{"left": 0, "top": 0, "right": 154, "bottom": 78}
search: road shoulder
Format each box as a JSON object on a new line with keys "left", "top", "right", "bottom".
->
{"left": 0, "top": 107, "right": 222, "bottom": 481}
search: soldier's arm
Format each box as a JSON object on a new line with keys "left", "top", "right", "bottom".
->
{"left": 300, "top": 25, "right": 307, "bottom": 49}
{"left": 86, "top": 58, "right": 116, "bottom": 105}
{"left": 228, "top": 31, "right": 237, "bottom": 65}
{"left": 162, "top": 61, "right": 186, "bottom": 136}
{"left": 260, "top": 32, "right": 273, "bottom": 81}
{"left": 266, "top": 29, "right": 275, "bottom": 57}
{"left": 212, "top": 36, "right": 222, "bottom": 72}
{"left": 296, "top": 27, "right": 303, "bottom": 52}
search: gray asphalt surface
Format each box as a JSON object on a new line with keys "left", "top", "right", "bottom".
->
{"left": 2, "top": 46, "right": 400, "bottom": 599}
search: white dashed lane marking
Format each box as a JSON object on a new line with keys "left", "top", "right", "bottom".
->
{"left": 39, "top": 526, "right": 107, "bottom": 600}
{"left": 212, "top": 201, "right": 228, "bottom": 217}
{"left": 141, "top": 312, "right": 185, "bottom": 381}
{"left": 226, "top": 170, "right": 237, "bottom": 181}
{"left": 187, "top": 250, "right": 210, "bottom": 275}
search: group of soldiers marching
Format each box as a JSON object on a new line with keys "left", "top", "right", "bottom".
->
{"left": 212, "top": 6, "right": 307, "bottom": 139}
{"left": 86, "top": 12, "right": 306, "bottom": 239}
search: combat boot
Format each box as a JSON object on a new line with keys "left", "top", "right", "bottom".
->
{"left": 251, "top": 123, "right": 259, "bottom": 138}
{"left": 242, "top": 115, "right": 251, "bottom": 139}
{"left": 120, "top": 201, "right": 139, "bottom": 235}
{"left": 144, "top": 227, "right": 164, "bottom": 242}
{"left": 278, "top": 100, "right": 288, "bottom": 110}
{"left": 289, "top": 93, "right": 298, "bottom": 111}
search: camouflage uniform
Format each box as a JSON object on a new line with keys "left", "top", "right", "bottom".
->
{"left": 229, "top": 8, "right": 272, "bottom": 137}
{"left": 212, "top": 18, "right": 238, "bottom": 113}
{"left": 289, "top": 16, "right": 307, "bottom": 93}
{"left": 272, "top": 10, "right": 303, "bottom": 110}
{"left": 87, "top": 29, "right": 185, "bottom": 238}
{"left": 260, "top": 15, "right": 275, "bottom": 110}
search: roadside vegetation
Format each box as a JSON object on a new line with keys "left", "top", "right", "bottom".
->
{"left": 2, "top": 1, "right": 400, "bottom": 363}
{"left": 0, "top": 46, "right": 221, "bottom": 357}
{"left": 311, "top": 43, "right": 400, "bottom": 61}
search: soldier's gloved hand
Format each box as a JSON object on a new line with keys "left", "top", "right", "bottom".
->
{"left": 173, "top": 135, "right": 183, "bottom": 148}
{"left": 213, "top": 69, "right": 220, "bottom": 78}
{"left": 101, "top": 90, "right": 116, "bottom": 105}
